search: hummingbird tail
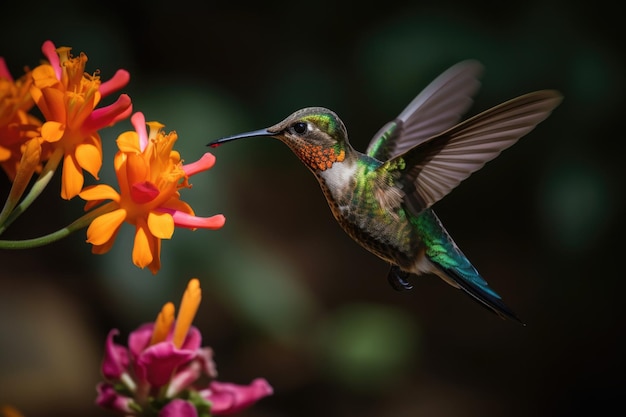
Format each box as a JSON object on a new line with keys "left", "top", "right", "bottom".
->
{"left": 417, "top": 210, "right": 524, "bottom": 324}
{"left": 433, "top": 262, "right": 525, "bottom": 324}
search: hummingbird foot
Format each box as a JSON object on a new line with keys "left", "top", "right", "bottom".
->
{"left": 387, "top": 265, "right": 414, "bottom": 291}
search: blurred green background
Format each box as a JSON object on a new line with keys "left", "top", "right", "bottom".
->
{"left": 1, "top": 1, "right": 624, "bottom": 416}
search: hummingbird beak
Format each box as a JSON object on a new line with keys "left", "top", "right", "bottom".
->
{"left": 207, "top": 129, "right": 275, "bottom": 148}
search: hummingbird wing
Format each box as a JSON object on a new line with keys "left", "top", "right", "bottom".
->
{"left": 385, "top": 90, "right": 562, "bottom": 215}
{"left": 366, "top": 60, "right": 483, "bottom": 161}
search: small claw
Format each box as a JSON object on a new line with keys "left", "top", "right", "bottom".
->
{"left": 387, "top": 265, "right": 414, "bottom": 291}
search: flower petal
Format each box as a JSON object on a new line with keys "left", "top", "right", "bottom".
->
{"left": 31, "top": 80, "right": 66, "bottom": 122}
{"left": 40, "top": 121, "right": 64, "bottom": 143}
{"left": 161, "top": 197, "right": 194, "bottom": 216}
{"left": 99, "top": 69, "right": 130, "bottom": 97}
{"left": 182, "top": 152, "right": 215, "bottom": 177}
{"left": 61, "top": 152, "right": 84, "bottom": 200}
{"left": 130, "top": 112, "right": 149, "bottom": 152}
{"left": 132, "top": 220, "right": 155, "bottom": 269}
{"left": 147, "top": 238, "right": 162, "bottom": 275}
{"left": 101, "top": 329, "right": 130, "bottom": 380}
{"left": 128, "top": 323, "right": 155, "bottom": 359}
{"left": 136, "top": 342, "right": 195, "bottom": 388}
{"left": 5, "top": 138, "right": 42, "bottom": 210}
{"left": 95, "top": 382, "right": 135, "bottom": 414}
{"left": 171, "top": 211, "right": 226, "bottom": 230}
{"left": 91, "top": 235, "right": 118, "bottom": 255}
{"left": 196, "top": 346, "right": 218, "bottom": 378}
{"left": 202, "top": 378, "right": 273, "bottom": 415}
{"left": 167, "top": 345, "right": 217, "bottom": 397}
{"left": 116, "top": 131, "right": 141, "bottom": 154}
{"left": 75, "top": 138, "right": 102, "bottom": 179}
{"left": 159, "top": 399, "right": 197, "bottom": 417}
{"left": 86, "top": 208, "right": 126, "bottom": 246}
{"left": 41, "top": 40, "right": 61, "bottom": 80}
{"left": 84, "top": 93, "right": 132, "bottom": 132}
{"left": 79, "top": 184, "right": 120, "bottom": 202}
{"left": 125, "top": 152, "right": 149, "bottom": 187}
{"left": 148, "top": 211, "right": 174, "bottom": 239}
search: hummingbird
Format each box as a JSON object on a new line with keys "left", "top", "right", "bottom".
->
{"left": 208, "top": 60, "right": 562, "bottom": 323}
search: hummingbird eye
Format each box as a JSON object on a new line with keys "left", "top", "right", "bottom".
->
{"left": 292, "top": 122, "right": 308, "bottom": 134}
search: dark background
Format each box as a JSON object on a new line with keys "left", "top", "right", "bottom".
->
{"left": 1, "top": 1, "right": 624, "bottom": 417}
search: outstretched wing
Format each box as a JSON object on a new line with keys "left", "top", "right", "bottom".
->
{"left": 366, "top": 60, "right": 484, "bottom": 161}
{"left": 383, "top": 90, "right": 563, "bottom": 215}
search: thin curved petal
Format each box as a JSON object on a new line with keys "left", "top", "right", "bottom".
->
{"left": 182, "top": 152, "right": 215, "bottom": 176}
{"left": 84, "top": 94, "right": 132, "bottom": 131}
{"left": 99, "top": 69, "right": 131, "bottom": 97}
{"left": 130, "top": 112, "right": 149, "bottom": 151}
{"left": 171, "top": 211, "right": 226, "bottom": 230}
{"left": 102, "top": 329, "right": 130, "bottom": 380}
{"left": 41, "top": 40, "right": 61, "bottom": 80}
{"left": 87, "top": 208, "right": 126, "bottom": 246}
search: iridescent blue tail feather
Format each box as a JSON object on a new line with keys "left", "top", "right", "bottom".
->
{"left": 433, "top": 262, "right": 524, "bottom": 324}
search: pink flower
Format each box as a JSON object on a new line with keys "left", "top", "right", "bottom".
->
{"left": 97, "top": 279, "right": 272, "bottom": 416}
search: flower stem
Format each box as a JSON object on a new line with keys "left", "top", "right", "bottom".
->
{"left": 0, "top": 147, "right": 63, "bottom": 236}
{"left": 0, "top": 202, "right": 116, "bottom": 249}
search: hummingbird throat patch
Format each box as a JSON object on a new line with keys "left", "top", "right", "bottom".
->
{"left": 298, "top": 144, "right": 346, "bottom": 171}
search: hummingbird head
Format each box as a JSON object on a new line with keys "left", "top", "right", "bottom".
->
{"left": 208, "top": 107, "right": 351, "bottom": 172}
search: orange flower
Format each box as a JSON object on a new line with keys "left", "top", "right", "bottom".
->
{"left": 0, "top": 57, "right": 42, "bottom": 180}
{"left": 79, "top": 112, "right": 225, "bottom": 274}
{"left": 30, "top": 40, "right": 132, "bottom": 200}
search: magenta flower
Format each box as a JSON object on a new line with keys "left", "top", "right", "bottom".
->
{"left": 96, "top": 279, "right": 273, "bottom": 416}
